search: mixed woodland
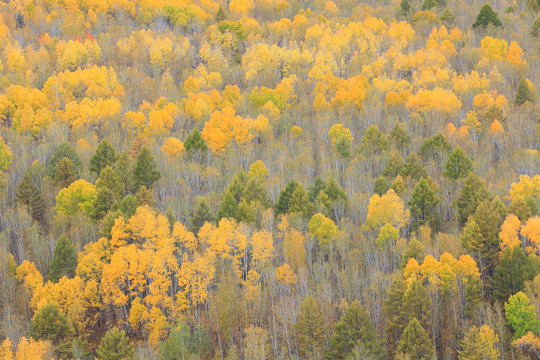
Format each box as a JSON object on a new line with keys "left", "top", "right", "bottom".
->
{"left": 0, "top": 0, "right": 539, "bottom": 358}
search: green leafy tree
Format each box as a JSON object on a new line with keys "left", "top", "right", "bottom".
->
{"left": 191, "top": 198, "right": 214, "bottom": 234}
{"left": 492, "top": 246, "right": 538, "bottom": 303}
{"left": 444, "top": 146, "right": 473, "bottom": 180}
{"left": 373, "top": 176, "right": 390, "bottom": 196}
{"left": 508, "top": 197, "right": 533, "bottom": 221}
{"left": 96, "top": 327, "right": 135, "bottom": 360}
{"left": 90, "top": 139, "right": 116, "bottom": 175}
{"left": 515, "top": 77, "right": 535, "bottom": 105}
{"left": 290, "top": 183, "right": 315, "bottom": 219}
{"left": 396, "top": 318, "right": 434, "bottom": 360}
{"left": 48, "top": 235, "right": 77, "bottom": 282}
{"left": 504, "top": 292, "right": 539, "bottom": 339}
{"left": 160, "top": 317, "right": 209, "bottom": 360}
{"left": 184, "top": 128, "right": 208, "bottom": 162}
{"left": 473, "top": 4, "right": 502, "bottom": 28}
{"left": 135, "top": 186, "right": 156, "bottom": 207}
{"left": 30, "top": 303, "right": 73, "bottom": 346}
{"left": 409, "top": 178, "right": 440, "bottom": 231}
{"left": 458, "top": 325, "right": 500, "bottom": 360}
{"left": 294, "top": 296, "right": 326, "bottom": 359}
{"left": 54, "top": 157, "right": 77, "bottom": 188}
{"left": 16, "top": 171, "right": 46, "bottom": 224}
{"left": 132, "top": 146, "right": 161, "bottom": 191}
{"left": 325, "top": 300, "right": 383, "bottom": 360}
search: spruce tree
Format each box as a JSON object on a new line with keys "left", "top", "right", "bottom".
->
{"left": 400, "top": 152, "right": 427, "bottom": 180}
{"left": 30, "top": 303, "right": 73, "bottom": 346}
{"left": 48, "top": 143, "right": 83, "bottom": 178}
{"left": 422, "top": 0, "right": 437, "bottom": 10}
{"left": 114, "top": 152, "right": 133, "bottom": 196}
{"left": 93, "top": 166, "right": 124, "bottom": 221}
{"left": 90, "top": 139, "right": 116, "bottom": 175}
{"left": 184, "top": 128, "right": 208, "bottom": 162}
{"left": 472, "top": 4, "right": 502, "bottom": 28}
{"left": 191, "top": 198, "right": 214, "bottom": 234}
{"left": 400, "top": 0, "right": 411, "bottom": 16}
{"left": 492, "top": 246, "right": 538, "bottom": 303}
{"left": 308, "top": 178, "right": 327, "bottom": 203}
{"left": 289, "top": 183, "right": 315, "bottom": 219}
{"left": 396, "top": 318, "right": 434, "bottom": 360}
{"left": 132, "top": 146, "right": 161, "bottom": 191}
{"left": 48, "top": 235, "right": 77, "bottom": 282}
{"left": 383, "top": 276, "right": 407, "bottom": 358}
{"left": 275, "top": 180, "right": 298, "bottom": 215}
{"left": 383, "top": 152, "right": 404, "bottom": 178}
{"left": 54, "top": 157, "right": 77, "bottom": 188}
{"left": 455, "top": 173, "right": 491, "bottom": 226}
{"left": 96, "top": 327, "right": 134, "bottom": 360}
{"left": 373, "top": 176, "right": 390, "bottom": 196}
{"left": 409, "top": 178, "right": 440, "bottom": 231}
{"left": 326, "top": 300, "right": 383, "bottom": 360}
{"left": 215, "top": 4, "right": 227, "bottom": 22}
{"left": 294, "top": 296, "right": 325, "bottom": 359}
{"left": 135, "top": 186, "right": 156, "bottom": 207}
{"left": 16, "top": 171, "right": 46, "bottom": 224}
{"left": 419, "top": 132, "right": 451, "bottom": 163}
{"left": 217, "top": 190, "right": 239, "bottom": 222}
{"left": 508, "top": 196, "right": 533, "bottom": 221}
{"left": 531, "top": 16, "right": 540, "bottom": 37}
{"left": 515, "top": 77, "right": 535, "bottom": 105}
{"left": 242, "top": 178, "right": 271, "bottom": 208}
{"left": 444, "top": 146, "right": 473, "bottom": 180}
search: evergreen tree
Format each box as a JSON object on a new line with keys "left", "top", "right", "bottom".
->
{"left": 96, "top": 327, "right": 134, "bottom": 360}
{"left": 289, "top": 183, "right": 315, "bottom": 219}
{"left": 294, "top": 296, "right": 325, "bottom": 359}
{"left": 531, "top": 16, "right": 540, "bottom": 37}
{"left": 275, "top": 180, "right": 299, "bottom": 215}
{"left": 242, "top": 178, "right": 271, "bottom": 208}
{"left": 360, "top": 125, "right": 389, "bottom": 156}
{"left": 440, "top": 7, "right": 456, "bottom": 23}
{"left": 322, "top": 178, "right": 349, "bottom": 222}
{"left": 326, "top": 300, "right": 383, "bottom": 360}
{"left": 48, "top": 235, "right": 77, "bottom": 282}
{"left": 455, "top": 173, "right": 491, "bottom": 226}
{"left": 422, "top": 0, "right": 437, "bottom": 10}
{"left": 48, "top": 143, "right": 83, "bottom": 178}
{"left": 117, "top": 195, "right": 139, "bottom": 218}
{"left": 114, "top": 152, "right": 133, "bottom": 196}
{"left": 473, "top": 4, "right": 502, "bottom": 28}
{"left": 93, "top": 166, "right": 123, "bottom": 220}
{"left": 492, "top": 246, "right": 538, "bottom": 303}
{"left": 30, "top": 303, "right": 73, "bottom": 346}
{"left": 132, "top": 146, "right": 161, "bottom": 191}
{"left": 515, "top": 77, "right": 535, "bottom": 105}
{"left": 459, "top": 325, "right": 500, "bottom": 360}
{"left": 400, "top": 152, "right": 427, "bottom": 180}
{"left": 400, "top": 0, "right": 411, "bottom": 16}
{"left": 383, "top": 276, "right": 407, "bottom": 358}
{"left": 135, "top": 186, "right": 156, "bottom": 207}
{"left": 383, "top": 152, "right": 404, "bottom": 178}
{"left": 444, "top": 146, "right": 473, "bottom": 180}
{"left": 217, "top": 190, "right": 239, "bottom": 222}
{"left": 54, "top": 157, "right": 77, "bottom": 188}
{"left": 160, "top": 317, "right": 209, "bottom": 360}
{"left": 215, "top": 4, "right": 227, "bottom": 22}
{"left": 508, "top": 196, "right": 533, "bottom": 221}
{"left": 90, "top": 139, "right": 116, "bottom": 175}
{"left": 409, "top": 178, "right": 440, "bottom": 231}
{"left": 184, "top": 128, "right": 208, "bottom": 162}
{"left": 16, "top": 171, "right": 46, "bottom": 224}
{"left": 419, "top": 132, "right": 451, "bottom": 163}
{"left": 191, "top": 198, "right": 214, "bottom": 234}
{"left": 308, "top": 178, "right": 327, "bottom": 203}
{"left": 373, "top": 176, "right": 390, "bottom": 196}
{"left": 396, "top": 318, "right": 434, "bottom": 360}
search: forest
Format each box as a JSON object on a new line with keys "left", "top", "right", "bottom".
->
{"left": 0, "top": 0, "right": 539, "bottom": 358}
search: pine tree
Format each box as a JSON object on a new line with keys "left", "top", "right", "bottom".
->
{"left": 308, "top": 178, "right": 327, "bottom": 203}
{"left": 473, "top": 4, "right": 502, "bottom": 28}
{"left": 383, "top": 276, "right": 407, "bottom": 358}
{"left": 383, "top": 152, "right": 404, "bottom": 178}
{"left": 54, "top": 157, "right": 77, "bottom": 188}
{"left": 531, "top": 16, "right": 540, "bottom": 37}
{"left": 400, "top": 0, "right": 411, "bottom": 16}
{"left": 409, "top": 178, "right": 440, "bottom": 231}
{"left": 508, "top": 196, "right": 533, "bottom": 221}
{"left": 422, "top": 0, "right": 437, "bottom": 10}
{"left": 294, "top": 296, "right": 326, "bottom": 359}
{"left": 289, "top": 183, "right": 315, "bottom": 219}
{"left": 93, "top": 166, "right": 124, "bottom": 220}
{"left": 16, "top": 171, "right": 46, "bottom": 224}
{"left": 444, "top": 146, "right": 473, "bottom": 180}
{"left": 30, "top": 303, "right": 73, "bottom": 346}
{"left": 135, "top": 186, "right": 156, "bottom": 207}
{"left": 90, "top": 139, "right": 116, "bottom": 175}
{"left": 191, "top": 198, "right": 214, "bottom": 234}
{"left": 132, "top": 146, "right": 161, "bottom": 191}
{"left": 400, "top": 152, "right": 427, "bottom": 180}
{"left": 184, "top": 128, "right": 208, "bottom": 162}
{"left": 455, "top": 173, "right": 491, "bottom": 226}
{"left": 48, "top": 235, "right": 77, "bottom": 282}
{"left": 419, "top": 132, "right": 451, "bottom": 163}
{"left": 492, "top": 246, "right": 538, "bottom": 303}
{"left": 459, "top": 325, "right": 500, "bottom": 360}
{"left": 242, "top": 178, "right": 271, "bottom": 208}
{"left": 217, "top": 190, "right": 239, "bottom": 222}
{"left": 373, "top": 176, "right": 390, "bottom": 196}
{"left": 515, "top": 78, "right": 535, "bottom": 105}
{"left": 396, "top": 318, "right": 434, "bottom": 360}
{"left": 326, "top": 300, "right": 383, "bottom": 360}
{"left": 114, "top": 152, "right": 133, "bottom": 197}
{"left": 96, "top": 327, "right": 134, "bottom": 360}
{"left": 215, "top": 4, "right": 227, "bottom": 22}
{"left": 48, "top": 143, "right": 83, "bottom": 178}
{"left": 275, "top": 180, "right": 298, "bottom": 215}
